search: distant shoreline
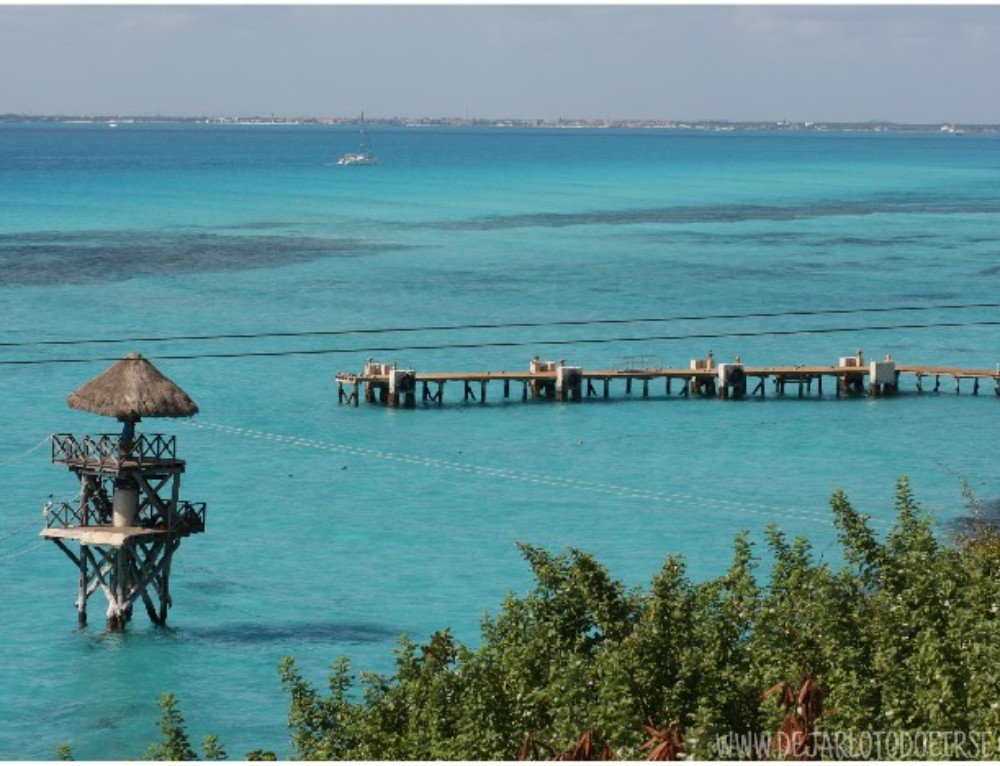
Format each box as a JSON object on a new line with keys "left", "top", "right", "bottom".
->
{"left": 2, "top": 114, "right": 996, "bottom": 135}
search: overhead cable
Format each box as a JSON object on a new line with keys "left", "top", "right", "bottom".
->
{"left": 1, "top": 318, "right": 999, "bottom": 367}
{"left": 0, "top": 302, "right": 997, "bottom": 350}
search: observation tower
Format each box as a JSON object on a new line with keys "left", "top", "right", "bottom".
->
{"left": 41, "top": 352, "right": 206, "bottom": 631}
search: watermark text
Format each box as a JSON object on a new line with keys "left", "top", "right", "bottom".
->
{"left": 714, "top": 729, "right": 998, "bottom": 759}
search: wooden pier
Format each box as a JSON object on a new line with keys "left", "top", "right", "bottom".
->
{"left": 335, "top": 354, "right": 1000, "bottom": 409}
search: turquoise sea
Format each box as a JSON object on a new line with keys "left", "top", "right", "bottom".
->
{"left": 1, "top": 123, "right": 998, "bottom": 759}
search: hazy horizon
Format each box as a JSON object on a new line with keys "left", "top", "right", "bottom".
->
{"left": 2, "top": 5, "right": 999, "bottom": 124}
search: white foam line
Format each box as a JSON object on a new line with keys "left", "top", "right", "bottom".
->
{"left": 186, "top": 421, "right": 833, "bottom": 526}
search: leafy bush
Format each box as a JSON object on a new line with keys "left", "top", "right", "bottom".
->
{"left": 147, "top": 479, "right": 1000, "bottom": 760}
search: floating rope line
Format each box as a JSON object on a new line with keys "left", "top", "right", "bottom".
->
{"left": 0, "top": 435, "right": 51, "bottom": 469}
{"left": 0, "top": 512, "right": 47, "bottom": 545}
{"left": 0, "top": 538, "right": 46, "bottom": 564}
{"left": 0, "top": 492, "right": 76, "bottom": 547}
{"left": 0, "top": 438, "right": 57, "bottom": 548}
{"left": 185, "top": 420, "right": 835, "bottom": 527}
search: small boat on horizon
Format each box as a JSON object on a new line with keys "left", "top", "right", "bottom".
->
{"left": 337, "top": 113, "right": 378, "bottom": 166}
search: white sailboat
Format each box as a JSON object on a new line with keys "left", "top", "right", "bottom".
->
{"left": 337, "top": 113, "right": 378, "bottom": 166}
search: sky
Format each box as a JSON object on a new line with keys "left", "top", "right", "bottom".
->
{"left": 1, "top": 4, "right": 999, "bottom": 124}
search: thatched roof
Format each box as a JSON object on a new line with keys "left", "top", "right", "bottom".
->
{"left": 67, "top": 352, "right": 199, "bottom": 421}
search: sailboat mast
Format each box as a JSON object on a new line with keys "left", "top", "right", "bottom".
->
{"left": 337, "top": 112, "right": 378, "bottom": 165}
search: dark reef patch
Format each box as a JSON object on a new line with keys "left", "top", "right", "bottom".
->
{"left": 213, "top": 221, "right": 298, "bottom": 232}
{"left": 944, "top": 497, "right": 1000, "bottom": 538}
{"left": 0, "top": 229, "right": 408, "bottom": 285}
{"left": 183, "top": 579, "right": 244, "bottom": 596}
{"left": 428, "top": 197, "right": 1000, "bottom": 232}
{"left": 627, "top": 230, "right": 943, "bottom": 251}
{"left": 180, "top": 620, "right": 398, "bottom": 647}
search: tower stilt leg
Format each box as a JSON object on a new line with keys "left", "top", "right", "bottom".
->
{"left": 107, "top": 547, "right": 128, "bottom": 631}
{"left": 77, "top": 543, "right": 88, "bottom": 627}
{"left": 159, "top": 542, "right": 174, "bottom": 626}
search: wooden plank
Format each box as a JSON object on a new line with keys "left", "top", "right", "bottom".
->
{"left": 42, "top": 526, "right": 165, "bottom": 547}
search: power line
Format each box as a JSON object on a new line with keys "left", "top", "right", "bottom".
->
{"left": 2, "top": 318, "right": 999, "bottom": 367}
{"left": 0, "top": 302, "right": 997, "bottom": 350}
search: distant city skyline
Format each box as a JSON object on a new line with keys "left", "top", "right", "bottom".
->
{"left": 2, "top": 5, "right": 998, "bottom": 124}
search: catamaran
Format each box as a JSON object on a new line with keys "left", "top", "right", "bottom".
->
{"left": 337, "top": 114, "right": 378, "bottom": 166}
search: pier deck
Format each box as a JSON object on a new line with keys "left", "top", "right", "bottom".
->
{"left": 335, "top": 357, "right": 1000, "bottom": 408}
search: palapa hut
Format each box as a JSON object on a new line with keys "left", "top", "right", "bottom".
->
{"left": 68, "top": 351, "right": 198, "bottom": 445}
{"left": 68, "top": 350, "right": 198, "bottom": 420}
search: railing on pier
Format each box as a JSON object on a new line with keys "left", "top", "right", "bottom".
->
{"left": 51, "top": 433, "right": 178, "bottom": 464}
{"left": 612, "top": 354, "right": 662, "bottom": 372}
{"left": 335, "top": 356, "right": 1000, "bottom": 409}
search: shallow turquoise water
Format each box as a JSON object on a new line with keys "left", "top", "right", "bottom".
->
{"left": 1, "top": 124, "right": 998, "bottom": 759}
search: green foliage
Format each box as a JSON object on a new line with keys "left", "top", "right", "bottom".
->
{"left": 56, "top": 743, "right": 73, "bottom": 761}
{"left": 144, "top": 692, "right": 198, "bottom": 761}
{"left": 150, "top": 478, "right": 1000, "bottom": 760}
{"left": 280, "top": 655, "right": 359, "bottom": 759}
{"left": 201, "top": 735, "right": 227, "bottom": 761}
{"left": 143, "top": 692, "right": 229, "bottom": 761}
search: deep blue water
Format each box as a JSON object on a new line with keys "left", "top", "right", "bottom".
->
{"left": 1, "top": 123, "right": 998, "bottom": 759}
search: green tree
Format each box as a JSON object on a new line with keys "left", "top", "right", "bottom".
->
{"left": 143, "top": 693, "right": 229, "bottom": 761}
{"left": 149, "top": 479, "right": 1000, "bottom": 760}
{"left": 280, "top": 655, "right": 358, "bottom": 760}
{"left": 144, "top": 693, "right": 198, "bottom": 761}
{"left": 202, "top": 735, "right": 227, "bottom": 761}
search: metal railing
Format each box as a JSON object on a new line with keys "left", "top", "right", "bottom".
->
{"left": 51, "top": 433, "right": 178, "bottom": 464}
